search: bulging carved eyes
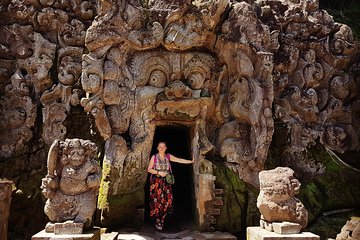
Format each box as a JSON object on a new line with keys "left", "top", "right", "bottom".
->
{"left": 148, "top": 69, "right": 167, "bottom": 87}
{"left": 187, "top": 72, "right": 205, "bottom": 89}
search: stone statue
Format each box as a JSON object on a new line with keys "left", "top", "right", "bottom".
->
{"left": 336, "top": 217, "right": 360, "bottom": 240}
{"left": 257, "top": 167, "right": 308, "bottom": 233}
{"left": 41, "top": 139, "right": 101, "bottom": 233}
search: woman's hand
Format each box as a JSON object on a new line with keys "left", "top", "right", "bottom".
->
{"left": 158, "top": 171, "right": 168, "bottom": 177}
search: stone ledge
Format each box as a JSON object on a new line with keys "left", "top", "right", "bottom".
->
{"left": 247, "top": 227, "right": 320, "bottom": 240}
{"left": 272, "top": 222, "right": 302, "bottom": 234}
{"left": 32, "top": 228, "right": 100, "bottom": 240}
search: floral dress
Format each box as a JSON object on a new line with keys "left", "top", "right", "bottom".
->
{"left": 149, "top": 153, "right": 173, "bottom": 229}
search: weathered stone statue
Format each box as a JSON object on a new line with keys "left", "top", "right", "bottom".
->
{"left": 336, "top": 217, "right": 360, "bottom": 240}
{"left": 41, "top": 139, "right": 101, "bottom": 233}
{"left": 257, "top": 167, "right": 308, "bottom": 233}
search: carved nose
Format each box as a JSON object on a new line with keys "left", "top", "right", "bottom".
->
{"left": 170, "top": 73, "right": 182, "bottom": 82}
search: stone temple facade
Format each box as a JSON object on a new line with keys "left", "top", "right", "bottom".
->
{"left": 0, "top": 0, "right": 359, "bottom": 238}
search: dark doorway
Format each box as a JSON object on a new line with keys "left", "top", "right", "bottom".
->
{"left": 144, "top": 124, "right": 195, "bottom": 231}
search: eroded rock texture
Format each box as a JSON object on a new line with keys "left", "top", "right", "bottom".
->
{"left": 0, "top": 0, "right": 97, "bottom": 236}
{"left": 257, "top": 167, "right": 308, "bottom": 229}
{"left": 260, "top": 0, "right": 360, "bottom": 177}
{"left": 0, "top": 0, "right": 359, "bottom": 237}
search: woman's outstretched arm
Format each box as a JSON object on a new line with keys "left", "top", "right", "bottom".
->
{"left": 169, "top": 154, "right": 194, "bottom": 164}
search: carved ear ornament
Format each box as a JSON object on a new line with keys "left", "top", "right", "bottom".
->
{"left": 184, "top": 66, "right": 207, "bottom": 90}
{"left": 131, "top": 54, "right": 170, "bottom": 87}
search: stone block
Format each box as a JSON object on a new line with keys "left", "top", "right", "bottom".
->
{"left": 272, "top": 222, "right": 302, "bottom": 234}
{"left": 260, "top": 219, "right": 273, "bottom": 232}
{"left": 213, "top": 197, "right": 224, "bottom": 206}
{"left": 32, "top": 228, "right": 100, "bottom": 240}
{"left": 54, "top": 222, "right": 83, "bottom": 234}
{"left": 117, "top": 234, "right": 153, "bottom": 240}
{"left": 101, "top": 232, "right": 118, "bottom": 240}
{"left": 247, "top": 227, "right": 320, "bottom": 240}
{"left": 210, "top": 208, "right": 221, "bottom": 215}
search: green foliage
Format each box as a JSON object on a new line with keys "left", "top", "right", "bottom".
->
{"left": 268, "top": 123, "right": 360, "bottom": 239}
{"left": 297, "top": 145, "right": 360, "bottom": 238}
{"left": 320, "top": 0, "right": 360, "bottom": 39}
{"left": 101, "top": 190, "right": 144, "bottom": 227}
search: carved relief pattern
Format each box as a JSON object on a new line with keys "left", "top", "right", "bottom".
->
{"left": 0, "top": 69, "right": 36, "bottom": 157}
{"left": 0, "top": 1, "right": 97, "bottom": 235}
{"left": 0, "top": 0, "right": 359, "bottom": 234}
{"left": 0, "top": 0, "right": 96, "bottom": 156}
{"left": 259, "top": 0, "right": 359, "bottom": 157}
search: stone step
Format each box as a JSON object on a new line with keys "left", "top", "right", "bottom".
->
{"left": 214, "top": 189, "right": 224, "bottom": 196}
{"left": 115, "top": 230, "right": 237, "bottom": 240}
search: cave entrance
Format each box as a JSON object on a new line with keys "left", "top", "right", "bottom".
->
{"left": 145, "top": 123, "right": 195, "bottom": 231}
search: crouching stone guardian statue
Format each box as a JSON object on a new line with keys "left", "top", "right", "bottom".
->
{"left": 41, "top": 138, "right": 101, "bottom": 234}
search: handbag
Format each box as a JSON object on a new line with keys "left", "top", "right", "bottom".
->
{"left": 165, "top": 173, "right": 175, "bottom": 185}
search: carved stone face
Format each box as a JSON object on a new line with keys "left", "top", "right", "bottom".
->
{"left": 68, "top": 147, "right": 85, "bottom": 167}
{"left": 130, "top": 51, "right": 217, "bottom": 94}
{"left": 164, "top": 80, "right": 192, "bottom": 99}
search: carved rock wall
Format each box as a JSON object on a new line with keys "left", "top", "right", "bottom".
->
{"left": 0, "top": 0, "right": 359, "bottom": 238}
{"left": 0, "top": 0, "right": 98, "bottom": 237}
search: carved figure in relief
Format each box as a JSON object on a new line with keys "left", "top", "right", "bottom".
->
{"left": 41, "top": 139, "right": 101, "bottom": 231}
{"left": 0, "top": 69, "right": 36, "bottom": 157}
{"left": 323, "top": 125, "right": 349, "bottom": 152}
{"left": 331, "top": 24, "right": 355, "bottom": 55}
{"left": 292, "top": 49, "right": 324, "bottom": 89}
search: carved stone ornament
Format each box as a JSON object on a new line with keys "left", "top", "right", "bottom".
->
{"left": 41, "top": 139, "right": 101, "bottom": 232}
{"left": 257, "top": 167, "right": 308, "bottom": 230}
{"left": 0, "top": 0, "right": 359, "bottom": 235}
{"left": 0, "top": 69, "right": 36, "bottom": 158}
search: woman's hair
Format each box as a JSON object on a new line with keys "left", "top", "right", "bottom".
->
{"left": 157, "top": 141, "right": 167, "bottom": 146}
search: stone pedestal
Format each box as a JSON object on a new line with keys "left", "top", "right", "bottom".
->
{"left": 247, "top": 227, "right": 320, "bottom": 240}
{"left": 272, "top": 222, "right": 302, "bottom": 234}
{"left": 31, "top": 228, "right": 100, "bottom": 240}
{"left": 260, "top": 220, "right": 302, "bottom": 234}
{"left": 0, "top": 180, "right": 13, "bottom": 240}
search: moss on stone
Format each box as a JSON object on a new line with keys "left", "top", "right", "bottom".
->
{"left": 295, "top": 145, "right": 360, "bottom": 239}
{"left": 213, "top": 162, "right": 257, "bottom": 236}
{"left": 268, "top": 123, "right": 360, "bottom": 238}
{"left": 304, "top": 145, "right": 360, "bottom": 211}
{"left": 98, "top": 160, "right": 112, "bottom": 209}
{"left": 307, "top": 209, "right": 360, "bottom": 239}
{"left": 101, "top": 190, "right": 144, "bottom": 227}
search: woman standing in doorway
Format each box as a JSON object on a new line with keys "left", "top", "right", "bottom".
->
{"left": 147, "top": 141, "right": 194, "bottom": 231}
